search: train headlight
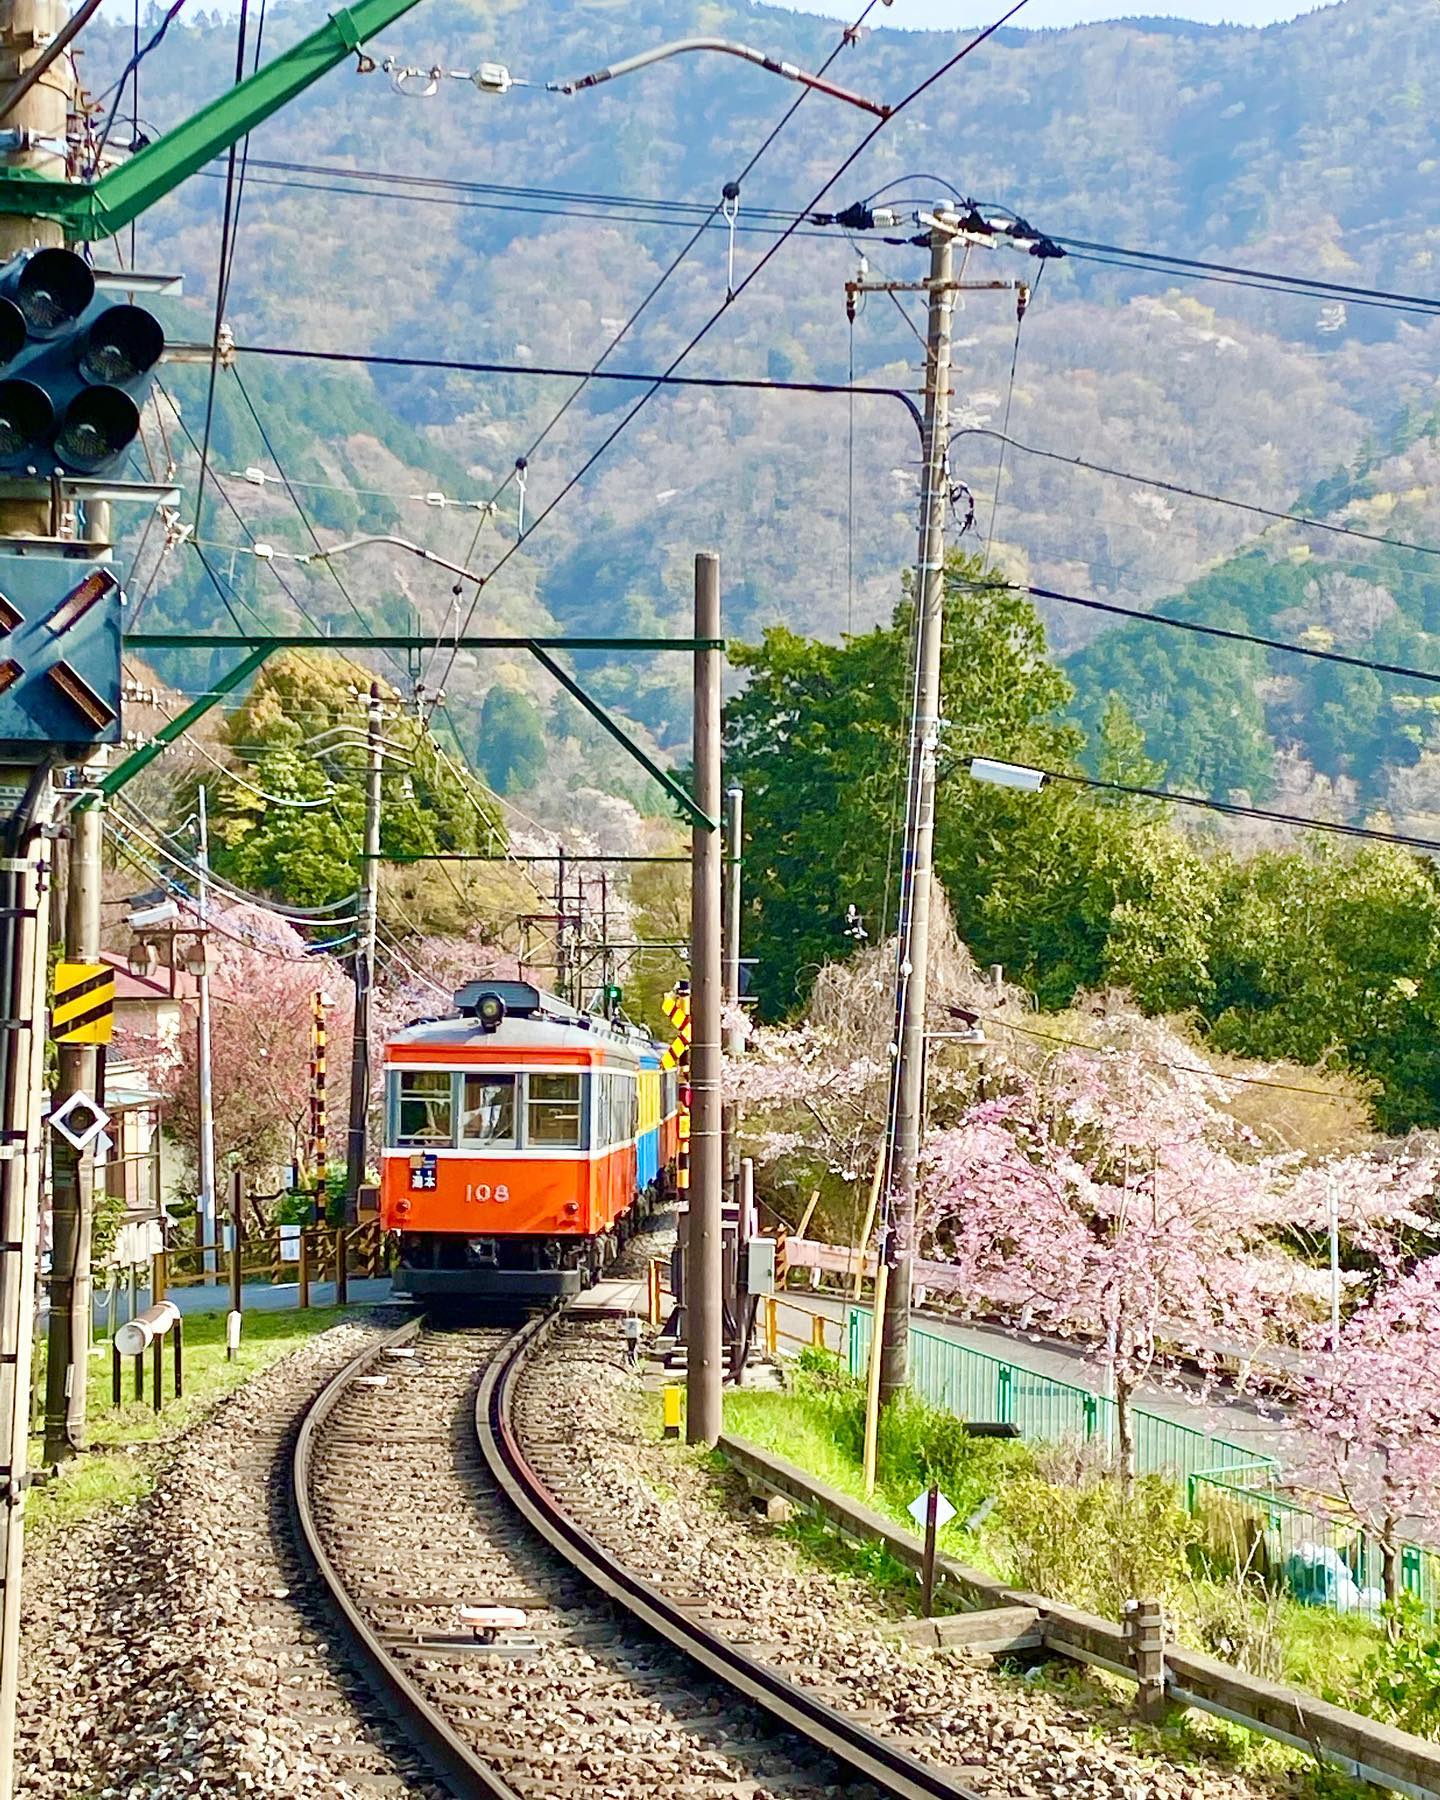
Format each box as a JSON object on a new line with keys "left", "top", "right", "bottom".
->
{"left": 476, "top": 992, "right": 506, "bottom": 1032}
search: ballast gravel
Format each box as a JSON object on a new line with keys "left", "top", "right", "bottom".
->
{"left": 19, "top": 1310, "right": 438, "bottom": 1800}
{"left": 517, "top": 1322, "right": 1314, "bottom": 1800}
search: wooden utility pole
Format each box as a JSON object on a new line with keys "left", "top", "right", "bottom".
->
{"left": 686, "top": 553, "right": 723, "bottom": 1446}
{"left": 346, "top": 684, "right": 384, "bottom": 1217}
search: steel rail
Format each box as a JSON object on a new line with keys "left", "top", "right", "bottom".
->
{"left": 290, "top": 1316, "right": 525, "bottom": 1800}
{"left": 479, "top": 1309, "right": 984, "bottom": 1800}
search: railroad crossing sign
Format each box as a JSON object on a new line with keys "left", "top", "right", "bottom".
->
{"left": 51, "top": 960, "right": 114, "bottom": 1044}
{"left": 660, "top": 988, "right": 691, "bottom": 1070}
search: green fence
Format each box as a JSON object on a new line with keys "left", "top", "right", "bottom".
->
{"left": 845, "top": 1307, "right": 1276, "bottom": 1487}
{"left": 1190, "top": 1473, "right": 1440, "bottom": 1615}
{"left": 843, "top": 1308, "right": 1439, "bottom": 1619}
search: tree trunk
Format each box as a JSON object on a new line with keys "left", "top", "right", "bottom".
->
{"left": 1116, "top": 1375, "right": 1137, "bottom": 1492}
{"left": 1383, "top": 1517, "right": 1401, "bottom": 1630}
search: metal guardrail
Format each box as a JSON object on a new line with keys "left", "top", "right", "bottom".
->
{"left": 844, "top": 1307, "right": 1275, "bottom": 1487}
{"left": 721, "top": 1432, "right": 1440, "bottom": 1800}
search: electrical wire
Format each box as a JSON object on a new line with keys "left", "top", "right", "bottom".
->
{"left": 425, "top": 0, "right": 886, "bottom": 708}
{"left": 996, "top": 578, "right": 1440, "bottom": 687}
{"left": 430, "top": 0, "right": 1027, "bottom": 710}
{"left": 192, "top": 0, "right": 250, "bottom": 539}
{"left": 950, "top": 426, "right": 1440, "bottom": 563}
{"left": 115, "top": 798, "right": 362, "bottom": 919}
{"left": 210, "top": 158, "right": 1440, "bottom": 321}
{"left": 1006, "top": 759, "right": 1440, "bottom": 855}
{"left": 976, "top": 1010, "right": 1356, "bottom": 1101}
{"left": 229, "top": 366, "right": 409, "bottom": 677}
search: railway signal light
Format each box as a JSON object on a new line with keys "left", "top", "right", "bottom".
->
{"left": 0, "top": 248, "right": 163, "bottom": 477}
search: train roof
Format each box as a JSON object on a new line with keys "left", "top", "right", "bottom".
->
{"left": 385, "top": 979, "right": 660, "bottom": 1062}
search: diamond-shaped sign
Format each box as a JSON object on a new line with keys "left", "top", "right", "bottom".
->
{"left": 908, "top": 1488, "right": 957, "bottom": 1533}
{"left": 49, "top": 1089, "right": 110, "bottom": 1152}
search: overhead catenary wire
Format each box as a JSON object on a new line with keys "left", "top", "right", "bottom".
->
{"left": 425, "top": 0, "right": 887, "bottom": 707}
{"left": 429, "top": 0, "right": 1029, "bottom": 709}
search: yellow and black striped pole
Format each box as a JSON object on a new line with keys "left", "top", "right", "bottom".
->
{"left": 661, "top": 989, "right": 692, "bottom": 1195}
{"left": 310, "top": 990, "right": 328, "bottom": 1209}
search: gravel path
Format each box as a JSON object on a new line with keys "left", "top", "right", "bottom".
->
{"left": 19, "top": 1311, "right": 439, "bottom": 1800}
{"left": 517, "top": 1319, "right": 1317, "bottom": 1800}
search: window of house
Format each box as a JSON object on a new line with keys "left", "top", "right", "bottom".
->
{"left": 396, "top": 1071, "right": 454, "bottom": 1145}
{"left": 461, "top": 1074, "right": 517, "bottom": 1146}
{"left": 527, "top": 1070, "right": 584, "bottom": 1147}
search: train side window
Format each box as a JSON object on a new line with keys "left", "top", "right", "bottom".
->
{"left": 397, "top": 1071, "right": 454, "bottom": 1146}
{"left": 528, "top": 1071, "right": 584, "bottom": 1147}
{"left": 461, "top": 1074, "right": 517, "bottom": 1146}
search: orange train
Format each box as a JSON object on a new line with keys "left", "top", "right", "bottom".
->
{"left": 380, "top": 980, "right": 681, "bottom": 1299}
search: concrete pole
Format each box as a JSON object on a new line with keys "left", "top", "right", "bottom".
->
{"left": 879, "top": 209, "right": 957, "bottom": 1408}
{"left": 346, "top": 684, "right": 383, "bottom": 1216}
{"left": 686, "top": 552, "right": 723, "bottom": 1446}
{"left": 41, "top": 787, "right": 100, "bottom": 1462}
{"left": 195, "top": 785, "right": 217, "bottom": 1271}
{"left": 722, "top": 785, "right": 743, "bottom": 1039}
{"left": 0, "top": 779, "right": 55, "bottom": 1800}
{"left": 0, "top": 0, "right": 64, "bottom": 538}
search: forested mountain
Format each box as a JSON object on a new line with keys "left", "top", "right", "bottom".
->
{"left": 92, "top": 0, "right": 1440, "bottom": 816}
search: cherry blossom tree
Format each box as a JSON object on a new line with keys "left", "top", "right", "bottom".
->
{"left": 1295, "top": 1257, "right": 1440, "bottom": 1610}
{"left": 143, "top": 902, "right": 353, "bottom": 1192}
{"left": 920, "top": 1049, "right": 1307, "bottom": 1484}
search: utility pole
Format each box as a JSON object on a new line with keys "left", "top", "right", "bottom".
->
{"left": 723, "top": 785, "right": 744, "bottom": 1051}
{"left": 686, "top": 552, "right": 723, "bottom": 1446}
{"left": 858, "top": 217, "right": 1026, "bottom": 1406}
{"left": 195, "top": 784, "right": 216, "bottom": 1271}
{"left": 346, "top": 684, "right": 383, "bottom": 1218}
{"left": 2, "top": 8, "right": 71, "bottom": 1785}
{"left": 555, "top": 846, "right": 570, "bottom": 1003}
{"left": 879, "top": 208, "right": 957, "bottom": 1409}
{"left": 41, "top": 780, "right": 100, "bottom": 1463}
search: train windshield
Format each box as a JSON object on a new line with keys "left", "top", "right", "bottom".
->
{"left": 397, "top": 1071, "right": 453, "bottom": 1145}
{"left": 527, "top": 1071, "right": 583, "bottom": 1146}
{"left": 461, "top": 1073, "right": 517, "bottom": 1146}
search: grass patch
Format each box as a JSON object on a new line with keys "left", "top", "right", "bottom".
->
{"left": 718, "top": 1366, "right": 1393, "bottom": 1777}
{"left": 27, "top": 1304, "right": 351, "bottom": 1541}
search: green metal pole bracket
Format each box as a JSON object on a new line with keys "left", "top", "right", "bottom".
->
{"left": 88, "top": 644, "right": 273, "bottom": 804}
{"left": 0, "top": 0, "right": 425, "bottom": 238}
{"left": 527, "top": 643, "right": 715, "bottom": 831}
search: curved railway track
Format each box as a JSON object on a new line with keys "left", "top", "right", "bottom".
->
{"left": 294, "top": 1310, "right": 981, "bottom": 1800}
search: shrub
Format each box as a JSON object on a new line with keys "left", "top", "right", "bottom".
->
{"left": 998, "top": 1469, "right": 1199, "bottom": 1618}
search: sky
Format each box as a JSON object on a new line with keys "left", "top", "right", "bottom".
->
{"left": 771, "top": 0, "right": 1325, "bottom": 27}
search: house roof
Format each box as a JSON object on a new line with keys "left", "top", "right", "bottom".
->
{"left": 101, "top": 949, "right": 199, "bottom": 1004}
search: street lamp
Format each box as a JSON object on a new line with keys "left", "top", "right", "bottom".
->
{"left": 968, "top": 757, "right": 1047, "bottom": 794}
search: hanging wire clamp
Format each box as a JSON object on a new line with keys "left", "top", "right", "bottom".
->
{"left": 721, "top": 180, "right": 741, "bottom": 300}
{"left": 514, "top": 456, "right": 528, "bottom": 539}
{"left": 382, "top": 57, "right": 441, "bottom": 97}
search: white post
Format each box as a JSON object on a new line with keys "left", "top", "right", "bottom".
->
{"left": 196, "top": 785, "right": 217, "bottom": 1277}
{"left": 1327, "top": 1174, "right": 1341, "bottom": 1350}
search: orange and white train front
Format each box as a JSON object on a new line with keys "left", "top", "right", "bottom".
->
{"left": 380, "top": 980, "right": 675, "bottom": 1299}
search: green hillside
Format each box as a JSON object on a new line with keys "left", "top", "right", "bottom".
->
{"left": 90, "top": 0, "right": 1440, "bottom": 807}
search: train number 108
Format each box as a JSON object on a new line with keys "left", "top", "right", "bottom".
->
{"left": 464, "top": 1183, "right": 511, "bottom": 1204}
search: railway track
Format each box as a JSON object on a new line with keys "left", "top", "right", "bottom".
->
{"left": 294, "top": 1310, "right": 982, "bottom": 1799}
